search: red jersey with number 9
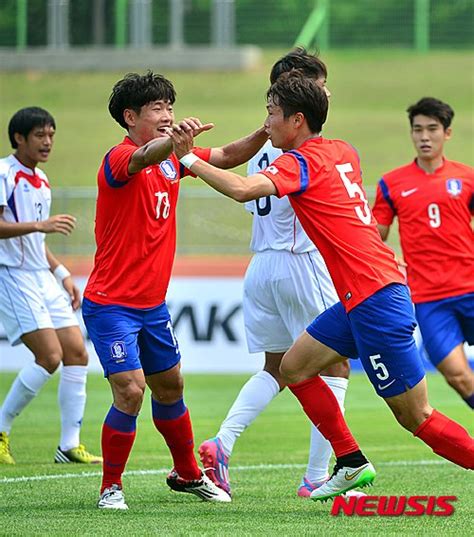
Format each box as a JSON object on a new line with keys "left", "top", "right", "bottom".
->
{"left": 84, "top": 136, "right": 210, "bottom": 308}
{"left": 261, "top": 137, "right": 404, "bottom": 311}
{"left": 373, "top": 159, "right": 474, "bottom": 303}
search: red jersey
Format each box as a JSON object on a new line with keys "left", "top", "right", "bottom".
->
{"left": 261, "top": 137, "right": 404, "bottom": 311}
{"left": 84, "top": 136, "right": 210, "bottom": 308}
{"left": 373, "top": 159, "right": 474, "bottom": 303}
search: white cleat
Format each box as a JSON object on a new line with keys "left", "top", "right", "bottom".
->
{"left": 310, "top": 462, "right": 376, "bottom": 502}
{"left": 97, "top": 484, "right": 129, "bottom": 510}
{"left": 167, "top": 469, "right": 232, "bottom": 502}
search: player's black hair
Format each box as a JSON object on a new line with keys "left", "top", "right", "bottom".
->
{"left": 407, "top": 97, "right": 454, "bottom": 130}
{"left": 270, "top": 47, "right": 327, "bottom": 84}
{"left": 8, "top": 107, "right": 56, "bottom": 149}
{"left": 267, "top": 71, "right": 328, "bottom": 134}
{"left": 108, "top": 71, "right": 176, "bottom": 129}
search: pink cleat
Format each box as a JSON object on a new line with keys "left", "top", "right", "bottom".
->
{"left": 198, "top": 437, "right": 231, "bottom": 497}
{"left": 298, "top": 476, "right": 367, "bottom": 499}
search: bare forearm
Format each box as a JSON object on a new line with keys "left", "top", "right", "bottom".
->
{"left": 129, "top": 137, "right": 173, "bottom": 173}
{"left": 45, "top": 245, "right": 60, "bottom": 271}
{"left": 0, "top": 220, "right": 41, "bottom": 239}
{"left": 210, "top": 126, "right": 268, "bottom": 169}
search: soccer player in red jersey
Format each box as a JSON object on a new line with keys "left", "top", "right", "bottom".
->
{"left": 168, "top": 72, "right": 474, "bottom": 501}
{"left": 373, "top": 97, "right": 474, "bottom": 407}
{"left": 82, "top": 71, "right": 268, "bottom": 509}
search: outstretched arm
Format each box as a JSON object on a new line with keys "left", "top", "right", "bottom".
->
{"left": 170, "top": 128, "right": 276, "bottom": 202}
{"left": 207, "top": 126, "right": 269, "bottom": 169}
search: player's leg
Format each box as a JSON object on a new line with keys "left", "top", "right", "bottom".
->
{"left": 140, "top": 302, "right": 230, "bottom": 502}
{"left": 53, "top": 325, "right": 101, "bottom": 463}
{"left": 199, "top": 252, "right": 290, "bottom": 494}
{"left": 352, "top": 284, "right": 474, "bottom": 470}
{"left": 200, "top": 351, "right": 284, "bottom": 495}
{"left": 0, "top": 267, "right": 62, "bottom": 463}
{"left": 0, "top": 328, "right": 61, "bottom": 464}
{"left": 416, "top": 295, "right": 474, "bottom": 406}
{"left": 82, "top": 298, "right": 144, "bottom": 509}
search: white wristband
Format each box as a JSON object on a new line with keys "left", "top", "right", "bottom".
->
{"left": 179, "top": 152, "right": 199, "bottom": 169}
{"left": 53, "top": 264, "right": 71, "bottom": 281}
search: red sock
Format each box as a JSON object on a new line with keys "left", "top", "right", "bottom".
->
{"left": 153, "top": 406, "right": 201, "bottom": 480}
{"left": 289, "top": 376, "right": 360, "bottom": 457}
{"left": 101, "top": 424, "right": 136, "bottom": 492}
{"left": 414, "top": 409, "right": 474, "bottom": 469}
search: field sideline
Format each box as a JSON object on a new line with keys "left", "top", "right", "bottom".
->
{"left": 0, "top": 372, "right": 472, "bottom": 535}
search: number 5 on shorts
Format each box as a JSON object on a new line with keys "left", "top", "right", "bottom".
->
{"left": 369, "top": 353, "right": 389, "bottom": 381}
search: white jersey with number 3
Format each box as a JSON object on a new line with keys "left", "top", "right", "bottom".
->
{"left": 0, "top": 154, "right": 51, "bottom": 270}
{"left": 245, "top": 140, "right": 315, "bottom": 253}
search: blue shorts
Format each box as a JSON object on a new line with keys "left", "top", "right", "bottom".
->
{"left": 307, "top": 283, "right": 426, "bottom": 398}
{"left": 82, "top": 298, "right": 181, "bottom": 377}
{"left": 415, "top": 292, "right": 474, "bottom": 367}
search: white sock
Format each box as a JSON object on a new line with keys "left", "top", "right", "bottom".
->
{"left": 0, "top": 362, "right": 51, "bottom": 433}
{"left": 217, "top": 370, "right": 280, "bottom": 457}
{"left": 58, "top": 365, "right": 87, "bottom": 451}
{"left": 305, "top": 376, "right": 349, "bottom": 484}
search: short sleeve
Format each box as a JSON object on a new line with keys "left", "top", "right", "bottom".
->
{"left": 180, "top": 146, "right": 212, "bottom": 178}
{"left": 105, "top": 144, "right": 137, "bottom": 185}
{"left": 260, "top": 152, "right": 305, "bottom": 198}
{"left": 0, "top": 174, "right": 7, "bottom": 207}
{"left": 372, "top": 178, "right": 396, "bottom": 226}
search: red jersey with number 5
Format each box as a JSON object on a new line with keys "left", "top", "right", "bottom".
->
{"left": 372, "top": 159, "right": 474, "bottom": 303}
{"left": 84, "top": 136, "right": 210, "bottom": 308}
{"left": 261, "top": 137, "right": 404, "bottom": 311}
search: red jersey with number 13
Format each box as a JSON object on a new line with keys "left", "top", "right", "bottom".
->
{"left": 261, "top": 137, "right": 404, "bottom": 311}
{"left": 84, "top": 136, "right": 210, "bottom": 308}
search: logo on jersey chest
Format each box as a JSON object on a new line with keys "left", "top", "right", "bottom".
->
{"left": 110, "top": 341, "right": 127, "bottom": 363}
{"left": 446, "top": 178, "right": 462, "bottom": 197}
{"left": 159, "top": 160, "right": 178, "bottom": 181}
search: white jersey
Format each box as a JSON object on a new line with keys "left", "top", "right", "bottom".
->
{"left": 0, "top": 154, "right": 51, "bottom": 270}
{"left": 245, "top": 140, "right": 315, "bottom": 253}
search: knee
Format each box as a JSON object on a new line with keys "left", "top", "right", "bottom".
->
{"left": 321, "top": 359, "right": 350, "bottom": 379}
{"left": 36, "top": 349, "right": 63, "bottom": 374}
{"left": 114, "top": 381, "right": 146, "bottom": 414}
{"left": 153, "top": 375, "right": 184, "bottom": 404}
{"left": 444, "top": 369, "right": 474, "bottom": 397}
{"left": 279, "top": 353, "right": 302, "bottom": 385}
{"left": 62, "top": 343, "right": 89, "bottom": 367}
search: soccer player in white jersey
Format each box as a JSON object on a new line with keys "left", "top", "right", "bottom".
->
{"left": 0, "top": 107, "right": 101, "bottom": 465}
{"left": 199, "top": 50, "right": 363, "bottom": 499}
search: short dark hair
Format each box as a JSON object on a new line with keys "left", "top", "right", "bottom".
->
{"left": 407, "top": 97, "right": 454, "bottom": 130}
{"left": 270, "top": 47, "right": 327, "bottom": 84}
{"left": 8, "top": 107, "right": 56, "bottom": 149}
{"left": 108, "top": 71, "right": 176, "bottom": 129}
{"left": 267, "top": 71, "right": 328, "bottom": 134}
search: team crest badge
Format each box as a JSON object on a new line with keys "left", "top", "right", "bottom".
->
{"left": 159, "top": 160, "right": 178, "bottom": 180}
{"left": 446, "top": 178, "right": 462, "bottom": 196}
{"left": 110, "top": 341, "right": 127, "bottom": 363}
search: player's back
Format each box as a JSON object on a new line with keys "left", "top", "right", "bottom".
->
{"left": 0, "top": 154, "right": 50, "bottom": 270}
{"left": 246, "top": 140, "right": 315, "bottom": 254}
{"left": 262, "top": 137, "right": 404, "bottom": 311}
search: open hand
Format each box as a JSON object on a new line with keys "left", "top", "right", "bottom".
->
{"left": 37, "top": 214, "right": 76, "bottom": 235}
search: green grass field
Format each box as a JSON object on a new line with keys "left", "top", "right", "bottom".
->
{"left": 0, "top": 372, "right": 472, "bottom": 536}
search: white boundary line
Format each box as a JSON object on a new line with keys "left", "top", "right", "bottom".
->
{"left": 0, "top": 460, "right": 447, "bottom": 485}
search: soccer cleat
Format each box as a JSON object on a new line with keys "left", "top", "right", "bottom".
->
{"left": 167, "top": 469, "right": 231, "bottom": 502}
{"left": 54, "top": 444, "right": 103, "bottom": 464}
{"left": 198, "top": 437, "right": 231, "bottom": 496}
{"left": 0, "top": 432, "right": 15, "bottom": 465}
{"left": 298, "top": 476, "right": 367, "bottom": 498}
{"left": 310, "top": 462, "right": 376, "bottom": 502}
{"left": 97, "top": 484, "right": 128, "bottom": 510}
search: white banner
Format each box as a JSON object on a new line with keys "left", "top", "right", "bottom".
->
{"left": 0, "top": 276, "right": 264, "bottom": 374}
{"left": 1, "top": 276, "right": 472, "bottom": 374}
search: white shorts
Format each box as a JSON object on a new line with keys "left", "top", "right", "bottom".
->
{"left": 0, "top": 266, "right": 79, "bottom": 346}
{"left": 243, "top": 250, "right": 338, "bottom": 353}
